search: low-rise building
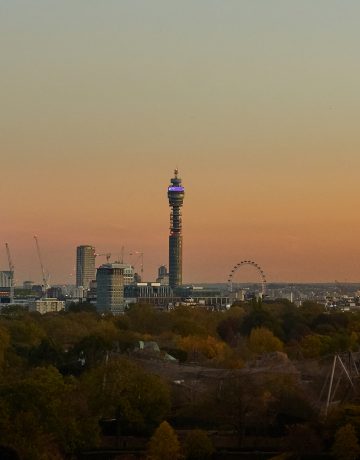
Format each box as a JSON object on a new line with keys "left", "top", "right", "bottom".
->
{"left": 0, "top": 271, "right": 12, "bottom": 288}
{"left": 29, "top": 298, "right": 65, "bottom": 314}
{"left": 23, "top": 281, "right": 34, "bottom": 290}
{"left": 0, "top": 272, "right": 13, "bottom": 304}
{"left": 124, "top": 282, "right": 173, "bottom": 307}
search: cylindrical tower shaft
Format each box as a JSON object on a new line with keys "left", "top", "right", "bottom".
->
{"left": 167, "top": 169, "right": 185, "bottom": 289}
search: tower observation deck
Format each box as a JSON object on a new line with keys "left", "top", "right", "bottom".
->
{"left": 168, "top": 169, "right": 185, "bottom": 289}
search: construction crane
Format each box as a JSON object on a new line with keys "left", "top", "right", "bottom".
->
{"left": 112, "top": 247, "right": 125, "bottom": 264}
{"left": 95, "top": 253, "right": 111, "bottom": 262}
{"left": 34, "top": 235, "right": 50, "bottom": 295}
{"left": 5, "top": 243, "right": 15, "bottom": 288}
{"left": 129, "top": 251, "right": 144, "bottom": 277}
{"left": 5, "top": 243, "right": 15, "bottom": 304}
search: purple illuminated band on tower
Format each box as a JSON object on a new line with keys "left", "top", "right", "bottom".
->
{"left": 168, "top": 186, "right": 184, "bottom": 192}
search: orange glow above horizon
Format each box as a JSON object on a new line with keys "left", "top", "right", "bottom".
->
{"left": 1, "top": 1, "right": 360, "bottom": 284}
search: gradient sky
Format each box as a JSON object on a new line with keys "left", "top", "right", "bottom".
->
{"left": 1, "top": 0, "right": 360, "bottom": 284}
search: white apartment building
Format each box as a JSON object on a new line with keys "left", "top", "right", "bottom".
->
{"left": 29, "top": 298, "right": 65, "bottom": 314}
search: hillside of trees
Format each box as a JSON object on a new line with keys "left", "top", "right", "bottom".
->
{"left": 1, "top": 299, "right": 360, "bottom": 458}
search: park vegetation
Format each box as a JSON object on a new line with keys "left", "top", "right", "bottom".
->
{"left": 1, "top": 299, "right": 360, "bottom": 458}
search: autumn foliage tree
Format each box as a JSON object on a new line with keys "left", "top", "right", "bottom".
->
{"left": 248, "top": 327, "right": 284, "bottom": 354}
{"left": 332, "top": 423, "right": 360, "bottom": 460}
{"left": 178, "top": 335, "right": 229, "bottom": 363}
{"left": 0, "top": 326, "right": 10, "bottom": 367}
{"left": 183, "top": 429, "right": 214, "bottom": 460}
{"left": 83, "top": 357, "right": 171, "bottom": 434}
{"left": 0, "top": 366, "right": 99, "bottom": 459}
{"left": 147, "top": 421, "right": 180, "bottom": 460}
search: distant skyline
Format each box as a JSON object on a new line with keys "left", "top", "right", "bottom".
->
{"left": 2, "top": 1, "right": 360, "bottom": 284}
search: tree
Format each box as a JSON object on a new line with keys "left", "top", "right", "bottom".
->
{"left": 248, "top": 327, "right": 283, "bottom": 354}
{"left": 298, "top": 301, "right": 325, "bottom": 326}
{"left": 183, "top": 429, "right": 214, "bottom": 460}
{"left": 279, "top": 304, "right": 309, "bottom": 342}
{"left": 332, "top": 423, "right": 360, "bottom": 460}
{"left": 286, "top": 424, "right": 322, "bottom": 458}
{"left": 0, "top": 325, "right": 10, "bottom": 367}
{"left": 127, "top": 303, "right": 171, "bottom": 335}
{"left": 28, "top": 338, "right": 64, "bottom": 368}
{"left": 217, "top": 315, "right": 243, "bottom": 346}
{"left": 178, "top": 335, "right": 229, "bottom": 363}
{"left": 216, "top": 375, "right": 274, "bottom": 440}
{"left": 326, "top": 404, "right": 360, "bottom": 440}
{"left": 0, "top": 305, "right": 27, "bottom": 316}
{"left": 172, "top": 318, "right": 207, "bottom": 337}
{"left": 0, "top": 366, "right": 99, "bottom": 458}
{"left": 71, "top": 334, "right": 111, "bottom": 369}
{"left": 171, "top": 305, "right": 224, "bottom": 337}
{"left": 267, "top": 376, "right": 316, "bottom": 432}
{"left": 5, "top": 318, "right": 45, "bottom": 349}
{"left": 299, "top": 334, "right": 325, "bottom": 359}
{"left": 147, "top": 421, "right": 180, "bottom": 460}
{"left": 67, "top": 301, "right": 96, "bottom": 313}
{"left": 83, "top": 357, "right": 170, "bottom": 434}
{"left": 241, "top": 301, "right": 282, "bottom": 337}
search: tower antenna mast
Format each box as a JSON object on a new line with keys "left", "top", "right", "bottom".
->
{"left": 5, "top": 243, "right": 15, "bottom": 302}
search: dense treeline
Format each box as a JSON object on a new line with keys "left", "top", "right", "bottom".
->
{"left": 0, "top": 300, "right": 360, "bottom": 458}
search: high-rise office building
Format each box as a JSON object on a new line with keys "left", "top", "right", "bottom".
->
{"left": 76, "top": 245, "right": 95, "bottom": 289}
{"left": 96, "top": 263, "right": 124, "bottom": 314}
{"left": 168, "top": 169, "right": 185, "bottom": 288}
{"left": 158, "top": 265, "right": 168, "bottom": 278}
{"left": 119, "top": 263, "right": 135, "bottom": 285}
{"left": 156, "top": 265, "right": 169, "bottom": 285}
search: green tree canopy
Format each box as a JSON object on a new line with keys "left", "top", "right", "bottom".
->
{"left": 241, "top": 300, "right": 282, "bottom": 337}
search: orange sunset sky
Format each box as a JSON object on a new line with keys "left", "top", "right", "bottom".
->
{"left": 1, "top": 1, "right": 360, "bottom": 284}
